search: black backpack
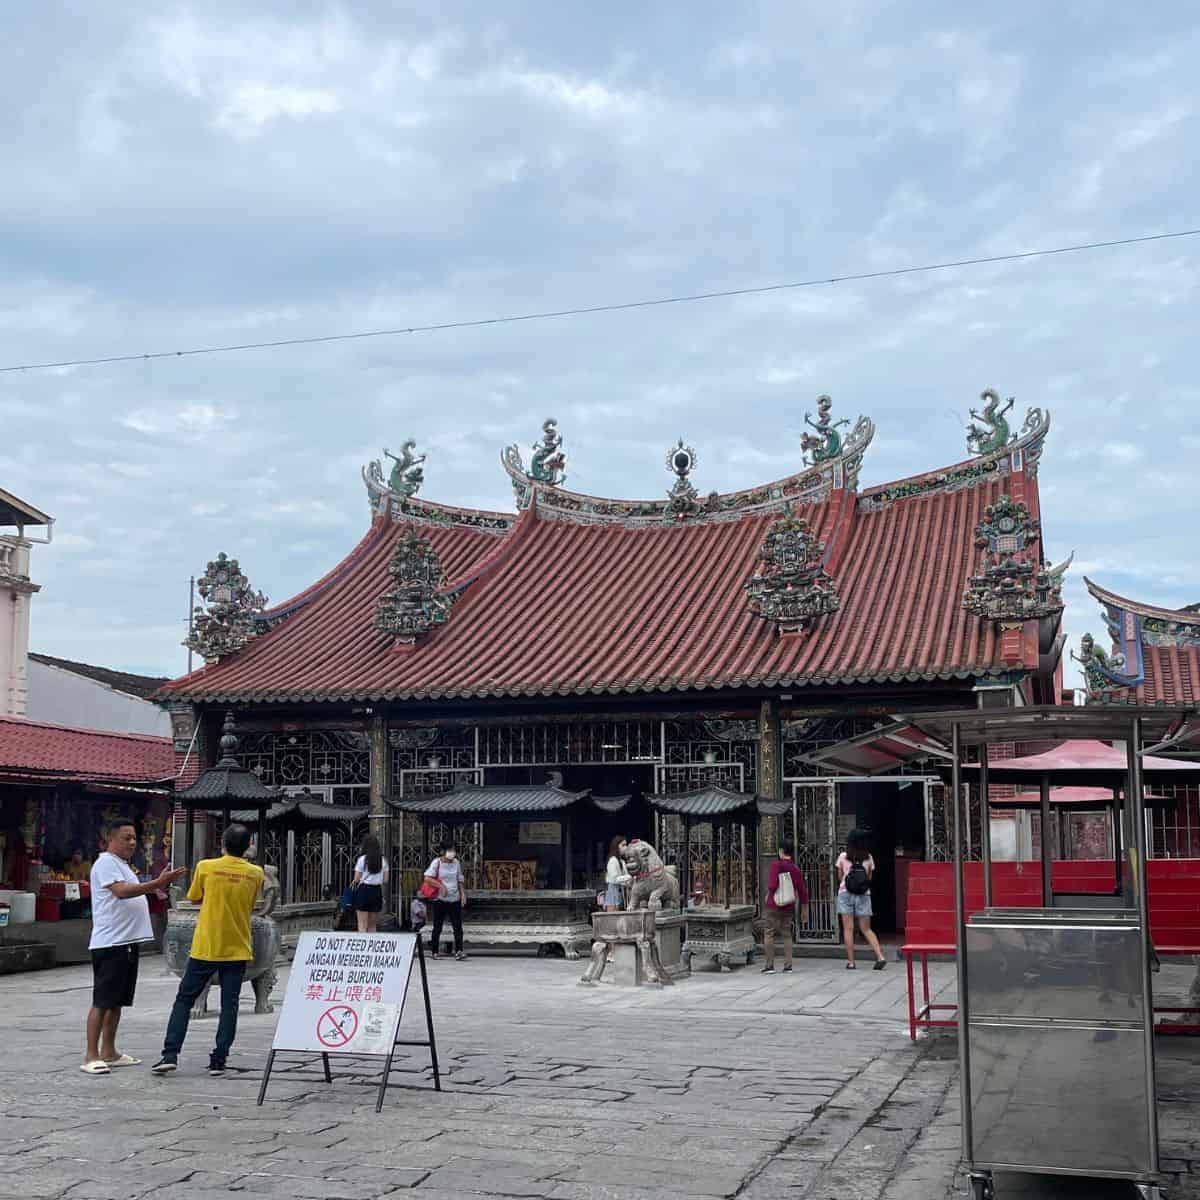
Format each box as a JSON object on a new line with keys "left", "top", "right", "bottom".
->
{"left": 845, "top": 859, "right": 870, "bottom": 895}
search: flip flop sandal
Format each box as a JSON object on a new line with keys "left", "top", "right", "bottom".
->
{"left": 107, "top": 1054, "right": 141, "bottom": 1067}
{"left": 80, "top": 1061, "right": 111, "bottom": 1075}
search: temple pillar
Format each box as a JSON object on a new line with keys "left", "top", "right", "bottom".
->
{"left": 369, "top": 713, "right": 390, "bottom": 866}
{"left": 758, "top": 700, "right": 782, "bottom": 902}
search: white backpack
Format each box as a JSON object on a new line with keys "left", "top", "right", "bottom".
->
{"left": 773, "top": 868, "right": 796, "bottom": 907}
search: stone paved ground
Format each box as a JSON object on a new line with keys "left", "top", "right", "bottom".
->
{"left": 3, "top": 950, "right": 1200, "bottom": 1199}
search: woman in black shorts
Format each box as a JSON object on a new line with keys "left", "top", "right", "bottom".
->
{"left": 352, "top": 835, "right": 389, "bottom": 934}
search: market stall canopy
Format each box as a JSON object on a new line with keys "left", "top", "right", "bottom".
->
{"left": 391, "top": 783, "right": 591, "bottom": 815}
{"left": 1002, "top": 785, "right": 1172, "bottom": 809}
{"left": 903, "top": 704, "right": 1195, "bottom": 749}
{"left": 963, "top": 738, "right": 1200, "bottom": 786}
{"left": 647, "top": 785, "right": 757, "bottom": 817}
{"left": 175, "top": 712, "right": 280, "bottom": 810}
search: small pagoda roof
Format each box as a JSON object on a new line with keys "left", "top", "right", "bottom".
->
{"left": 391, "top": 784, "right": 590, "bottom": 815}
{"left": 647, "top": 785, "right": 757, "bottom": 817}
{"left": 175, "top": 713, "right": 280, "bottom": 809}
{"left": 222, "top": 797, "right": 367, "bottom": 825}
{"left": 159, "top": 407, "right": 1059, "bottom": 705}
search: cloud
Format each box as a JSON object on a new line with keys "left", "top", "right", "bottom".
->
{"left": 1, "top": 2, "right": 1197, "bottom": 676}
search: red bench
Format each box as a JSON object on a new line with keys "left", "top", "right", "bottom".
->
{"left": 901, "top": 860, "right": 1200, "bottom": 1040}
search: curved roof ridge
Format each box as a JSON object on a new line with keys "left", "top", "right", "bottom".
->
{"left": 438, "top": 502, "right": 538, "bottom": 596}
{"left": 1085, "top": 576, "right": 1200, "bottom": 624}
{"left": 859, "top": 408, "right": 1050, "bottom": 509}
{"left": 262, "top": 516, "right": 393, "bottom": 623}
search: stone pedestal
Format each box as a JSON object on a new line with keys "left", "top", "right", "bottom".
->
{"left": 579, "top": 909, "right": 677, "bottom": 987}
{"left": 655, "top": 909, "right": 688, "bottom": 980}
{"left": 682, "top": 904, "right": 756, "bottom": 971}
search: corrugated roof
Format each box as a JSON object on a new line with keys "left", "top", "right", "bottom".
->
{"left": 391, "top": 784, "right": 590, "bottom": 814}
{"left": 0, "top": 715, "right": 173, "bottom": 785}
{"left": 647, "top": 785, "right": 757, "bottom": 816}
{"left": 159, "top": 464, "right": 1037, "bottom": 704}
{"left": 29, "top": 653, "right": 169, "bottom": 700}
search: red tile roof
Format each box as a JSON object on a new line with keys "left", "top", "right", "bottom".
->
{"left": 161, "top": 467, "right": 1046, "bottom": 705}
{"left": 0, "top": 715, "right": 174, "bottom": 784}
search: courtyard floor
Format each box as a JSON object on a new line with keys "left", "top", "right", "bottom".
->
{"left": 3, "top": 948, "right": 1200, "bottom": 1199}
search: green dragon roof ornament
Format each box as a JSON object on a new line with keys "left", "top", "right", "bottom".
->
{"left": 800, "top": 395, "right": 850, "bottom": 465}
{"left": 966, "top": 389, "right": 1015, "bottom": 456}
{"left": 528, "top": 418, "right": 566, "bottom": 486}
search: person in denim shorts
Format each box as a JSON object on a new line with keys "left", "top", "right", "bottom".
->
{"left": 835, "top": 828, "right": 886, "bottom": 971}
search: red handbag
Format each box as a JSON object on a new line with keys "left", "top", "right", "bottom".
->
{"left": 418, "top": 860, "right": 442, "bottom": 900}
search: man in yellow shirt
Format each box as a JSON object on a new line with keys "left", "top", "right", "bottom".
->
{"left": 152, "top": 824, "right": 263, "bottom": 1076}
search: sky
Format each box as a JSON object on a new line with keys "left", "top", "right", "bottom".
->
{"left": 1, "top": 2, "right": 1197, "bottom": 686}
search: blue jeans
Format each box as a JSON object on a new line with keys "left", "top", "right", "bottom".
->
{"left": 162, "top": 957, "right": 247, "bottom": 1065}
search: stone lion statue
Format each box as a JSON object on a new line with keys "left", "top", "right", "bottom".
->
{"left": 619, "top": 839, "right": 680, "bottom": 911}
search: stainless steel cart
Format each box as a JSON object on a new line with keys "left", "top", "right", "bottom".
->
{"left": 907, "top": 705, "right": 1200, "bottom": 1200}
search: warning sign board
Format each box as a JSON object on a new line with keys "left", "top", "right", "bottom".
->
{"left": 272, "top": 931, "right": 416, "bottom": 1057}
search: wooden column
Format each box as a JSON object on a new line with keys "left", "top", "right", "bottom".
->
{"left": 368, "top": 714, "right": 390, "bottom": 904}
{"left": 758, "top": 699, "right": 782, "bottom": 904}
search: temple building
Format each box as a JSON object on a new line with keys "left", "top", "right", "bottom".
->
{"left": 1077, "top": 577, "right": 1200, "bottom": 857}
{"left": 158, "top": 394, "right": 1070, "bottom": 947}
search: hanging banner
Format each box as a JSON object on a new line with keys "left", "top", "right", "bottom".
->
{"left": 272, "top": 931, "right": 416, "bottom": 1056}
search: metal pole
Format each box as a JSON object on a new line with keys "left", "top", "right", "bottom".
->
{"left": 1112, "top": 789, "right": 1121, "bottom": 896}
{"left": 980, "top": 744, "right": 992, "bottom": 908}
{"left": 1127, "top": 718, "right": 1160, "bottom": 1174}
{"left": 1039, "top": 773, "right": 1053, "bottom": 907}
{"left": 187, "top": 575, "right": 195, "bottom": 674}
{"left": 952, "top": 722, "right": 974, "bottom": 1166}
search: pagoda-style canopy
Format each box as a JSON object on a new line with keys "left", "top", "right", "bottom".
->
{"left": 1079, "top": 577, "right": 1200, "bottom": 706}
{"left": 647, "top": 784, "right": 758, "bottom": 817}
{"left": 390, "top": 784, "right": 591, "bottom": 815}
{"left": 158, "top": 400, "right": 1063, "bottom": 707}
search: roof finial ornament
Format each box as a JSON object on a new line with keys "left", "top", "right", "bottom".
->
{"left": 801, "top": 395, "right": 850, "bottom": 465}
{"left": 217, "top": 710, "right": 240, "bottom": 764}
{"left": 666, "top": 439, "right": 699, "bottom": 518}
{"left": 529, "top": 418, "right": 566, "bottom": 486}
{"left": 381, "top": 440, "right": 426, "bottom": 498}
{"left": 966, "top": 389, "right": 1016, "bottom": 455}
{"left": 185, "top": 552, "right": 268, "bottom": 663}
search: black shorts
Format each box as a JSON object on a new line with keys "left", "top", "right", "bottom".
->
{"left": 354, "top": 883, "right": 384, "bottom": 913}
{"left": 91, "top": 943, "right": 140, "bottom": 1009}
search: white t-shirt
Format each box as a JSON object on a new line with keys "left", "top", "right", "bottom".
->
{"left": 89, "top": 852, "right": 153, "bottom": 949}
{"left": 355, "top": 856, "right": 390, "bottom": 886}
{"left": 425, "top": 857, "right": 463, "bottom": 901}
{"left": 836, "top": 852, "right": 875, "bottom": 895}
{"left": 606, "top": 855, "right": 624, "bottom": 885}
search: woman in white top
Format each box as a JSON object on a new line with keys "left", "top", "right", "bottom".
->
{"left": 352, "top": 835, "right": 389, "bottom": 934}
{"left": 835, "top": 828, "right": 886, "bottom": 970}
{"left": 604, "top": 835, "right": 627, "bottom": 911}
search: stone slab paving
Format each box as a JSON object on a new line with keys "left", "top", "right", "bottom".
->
{"left": 2, "top": 950, "right": 1200, "bottom": 1198}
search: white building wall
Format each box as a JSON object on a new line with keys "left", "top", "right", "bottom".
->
{"left": 26, "top": 660, "right": 171, "bottom": 737}
{"left": 0, "top": 535, "right": 36, "bottom": 717}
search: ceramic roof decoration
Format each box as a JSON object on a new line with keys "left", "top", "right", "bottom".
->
{"left": 158, "top": 395, "right": 1060, "bottom": 705}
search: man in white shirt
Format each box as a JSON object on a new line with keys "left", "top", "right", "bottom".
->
{"left": 82, "top": 817, "right": 184, "bottom": 1075}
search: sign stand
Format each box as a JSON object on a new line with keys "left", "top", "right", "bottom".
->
{"left": 258, "top": 930, "right": 441, "bottom": 1113}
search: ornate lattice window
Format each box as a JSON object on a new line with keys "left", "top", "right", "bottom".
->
{"left": 236, "top": 730, "right": 370, "bottom": 787}
{"left": 480, "top": 721, "right": 660, "bottom": 766}
{"left": 659, "top": 720, "right": 757, "bottom": 794}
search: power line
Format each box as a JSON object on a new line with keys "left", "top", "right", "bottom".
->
{"left": 3, "top": 227, "right": 1197, "bottom": 375}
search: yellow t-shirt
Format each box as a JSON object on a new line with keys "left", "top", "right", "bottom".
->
{"left": 188, "top": 855, "right": 264, "bottom": 962}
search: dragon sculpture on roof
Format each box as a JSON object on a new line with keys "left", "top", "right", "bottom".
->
{"left": 801, "top": 394, "right": 850, "bottom": 465}
{"left": 383, "top": 441, "right": 426, "bottom": 497}
{"left": 966, "top": 389, "right": 1015, "bottom": 455}
{"left": 528, "top": 418, "right": 566, "bottom": 485}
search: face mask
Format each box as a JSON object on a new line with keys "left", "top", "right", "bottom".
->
{"left": 445, "top": 851, "right": 456, "bottom": 862}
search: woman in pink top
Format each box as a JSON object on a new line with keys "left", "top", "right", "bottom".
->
{"left": 835, "top": 828, "right": 886, "bottom": 970}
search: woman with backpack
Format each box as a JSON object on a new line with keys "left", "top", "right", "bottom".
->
{"left": 351, "top": 834, "right": 389, "bottom": 934}
{"left": 762, "top": 840, "right": 809, "bottom": 974}
{"left": 836, "top": 828, "right": 886, "bottom": 970}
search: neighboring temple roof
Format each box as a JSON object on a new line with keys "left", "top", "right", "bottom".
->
{"left": 0, "top": 715, "right": 173, "bottom": 786}
{"left": 29, "top": 653, "right": 170, "bottom": 701}
{"left": 1082, "top": 578, "right": 1200, "bottom": 705}
{"left": 391, "top": 784, "right": 590, "bottom": 814}
{"left": 161, "top": 403, "right": 1060, "bottom": 705}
